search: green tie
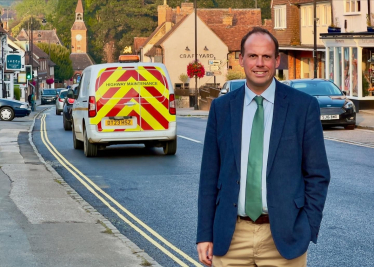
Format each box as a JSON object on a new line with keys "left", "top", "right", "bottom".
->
{"left": 245, "top": 96, "right": 264, "bottom": 221}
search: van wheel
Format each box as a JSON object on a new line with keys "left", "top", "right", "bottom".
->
{"left": 73, "top": 124, "right": 83, "bottom": 149}
{"left": 163, "top": 139, "right": 177, "bottom": 155}
{"left": 63, "top": 115, "right": 72, "bottom": 131}
{"left": 84, "top": 129, "right": 97, "bottom": 157}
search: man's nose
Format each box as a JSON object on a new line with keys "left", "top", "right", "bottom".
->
{"left": 256, "top": 56, "right": 264, "bottom": 66}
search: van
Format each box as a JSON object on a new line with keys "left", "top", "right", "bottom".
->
{"left": 71, "top": 61, "right": 177, "bottom": 157}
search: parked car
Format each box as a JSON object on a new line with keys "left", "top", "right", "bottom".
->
{"left": 55, "top": 89, "right": 68, "bottom": 115}
{"left": 62, "top": 86, "right": 78, "bottom": 131}
{"left": 41, "top": 89, "right": 58, "bottom": 105}
{"left": 218, "top": 79, "right": 246, "bottom": 97}
{"left": 0, "top": 98, "right": 31, "bottom": 121}
{"left": 281, "top": 79, "right": 356, "bottom": 130}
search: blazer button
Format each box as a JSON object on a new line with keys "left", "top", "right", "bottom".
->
{"left": 233, "top": 203, "right": 237, "bottom": 207}
{"left": 236, "top": 180, "right": 240, "bottom": 184}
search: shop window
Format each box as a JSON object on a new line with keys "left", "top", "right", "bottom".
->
{"left": 274, "top": 5, "right": 286, "bottom": 29}
{"left": 362, "top": 49, "right": 373, "bottom": 97}
{"left": 343, "top": 48, "right": 350, "bottom": 95}
{"left": 336, "top": 47, "right": 342, "bottom": 89}
{"left": 345, "top": 0, "right": 360, "bottom": 13}
{"left": 328, "top": 47, "right": 334, "bottom": 82}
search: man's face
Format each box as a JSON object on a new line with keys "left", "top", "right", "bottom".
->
{"left": 239, "top": 33, "right": 280, "bottom": 94}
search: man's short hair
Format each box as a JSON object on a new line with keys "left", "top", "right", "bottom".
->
{"left": 240, "top": 27, "right": 279, "bottom": 58}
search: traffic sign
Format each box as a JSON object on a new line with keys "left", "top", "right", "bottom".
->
{"left": 213, "top": 71, "right": 222, "bottom": 75}
{"left": 208, "top": 60, "right": 222, "bottom": 65}
{"left": 206, "top": 71, "right": 214, "bottom": 76}
{"left": 210, "top": 65, "right": 220, "bottom": 71}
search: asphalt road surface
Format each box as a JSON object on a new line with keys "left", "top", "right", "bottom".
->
{"left": 32, "top": 107, "right": 374, "bottom": 267}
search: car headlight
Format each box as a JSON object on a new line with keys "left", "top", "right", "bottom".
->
{"left": 20, "top": 104, "right": 28, "bottom": 109}
{"left": 344, "top": 101, "right": 356, "bottom": 111}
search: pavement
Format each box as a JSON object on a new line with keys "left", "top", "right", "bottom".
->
{"left": 1, "top": 100, "right": 374, "bottom": 267}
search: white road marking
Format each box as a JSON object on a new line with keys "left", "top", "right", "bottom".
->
{"left": 178, "top": 135, "right": 202, "bottom": 143}
{"left": 324, "top": 136, "right": 374, "bottom": 148}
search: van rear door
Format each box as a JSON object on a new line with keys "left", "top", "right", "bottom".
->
{"left": 93, "top": 67, "right": 142, "bottom": 132}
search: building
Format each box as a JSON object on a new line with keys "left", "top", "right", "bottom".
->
{"left": 320, "top": 0, "right": 374, "bottom": 110}
{"left": 138, "top": 2, "right": 271, "bottom": 92}
{"left": 69, "top": 0, "right": 94, "bottom": 85}
{"left": 17, "top": 29, "right": 63, "bottom": 45}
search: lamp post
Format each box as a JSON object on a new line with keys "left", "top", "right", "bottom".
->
{"left": 0, "top": 16, "right": 6, "bottom": 99}
{"left": 194, "top": 0, "right": 198, "bottom": 110}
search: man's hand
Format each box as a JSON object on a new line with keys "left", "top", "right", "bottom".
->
{"left": 197, "top": 242, "right": 213, "bottom": 266}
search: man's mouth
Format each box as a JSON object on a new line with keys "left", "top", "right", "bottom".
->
{"left": 253, "top": 71, "right": 267, "bottom": 75}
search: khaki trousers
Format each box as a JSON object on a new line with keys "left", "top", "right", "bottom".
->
{"left": 212, "top": 217, "right": 307, "bottom": 267}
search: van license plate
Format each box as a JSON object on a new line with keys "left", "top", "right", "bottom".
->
{"left": 105, "top": 119, "right": 133, "bottom": 126}
{"left": 320, "top": 115, "right": 339, "bottom": 120}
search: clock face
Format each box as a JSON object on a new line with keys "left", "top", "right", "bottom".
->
{"left": 75, "top": 34, "right": 82, "bottom": 41}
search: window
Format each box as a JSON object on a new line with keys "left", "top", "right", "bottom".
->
{"left": 301, "top": 8, "right": 305, "bottom": 26}
{"left": 308, "top": 6, "right": 313, "bottom": 26}
{"left": 345, "top": 0, "right": 360, "bottom": 13}
{"left": 321, "top": 5, "right": 331, "bottom": 26}
{"left": 38, "top": 34, "right": 41, "bottom": 38}
{"left": 235, "top": 51, "right": 240, "bottom": 59}
{"left": 77, "top": 13, "right": 82, "bottom": 20}
{"left": 274, "top": 5, "right": 286, "bottom": 29}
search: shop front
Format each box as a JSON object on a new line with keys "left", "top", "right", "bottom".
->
{"left": 321, "top": 33, "right": 374, "bottom": 110}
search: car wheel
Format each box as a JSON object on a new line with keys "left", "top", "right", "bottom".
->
{"left": 63, "top": 115, "right": 72, "bottom": 131}
{"left": 344, "top": 124, "right": 355, "bottom": 130}
{"left": 0, "top": 107, "right": 15, "bottom": 121}
{"left": 83, "top": 128, "right": 97, "bottom": 157}
{"left": 72, "top": 123, "right": 83, "bottom": 149}
{"left": 163, "top": 139, "right": 177, "bottom": 155}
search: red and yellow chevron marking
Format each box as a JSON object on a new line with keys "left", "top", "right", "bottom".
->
{"left": 90, "top": 66, "right": 175, "bottom": 132}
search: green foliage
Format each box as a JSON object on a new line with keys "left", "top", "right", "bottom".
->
{"left": 36, "top": 43, "right": 74, "bottom": 81}
{"left": 226, "top": 70, "right": 245, "bottom": 80}
{"left": 14, "top": 0, "right": 57, "bottom": 18}
{"left": 11, "top": 15, "right": 43, "bottom": 37}
{"left": 179, "top": 73, "right": 189, "bottom": 83}
{"left": 50, "top": 0, "right": 76, "bottom": 48}
{"left": 14, "top": 85, "right": 21, "bottom": 100}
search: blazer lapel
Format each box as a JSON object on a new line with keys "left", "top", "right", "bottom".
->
{"left": 231, "top": 86, "right": 245, "bottom": 174}
{"left": 267, "top": 82, "right": 289, "bottom": 176}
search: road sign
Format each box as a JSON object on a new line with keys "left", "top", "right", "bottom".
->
{"left": 210, "top": 65, "right": 220, "bottom": 71}
{"left": 208, "top": 60, "right": 222, "bottom": 65}
{"left": 213, "top": 71, "right": 222, "bottom": 76}
{"left": 206, "top": 71, "right": 214, "bottom": 76}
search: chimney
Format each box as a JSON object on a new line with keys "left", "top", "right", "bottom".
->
{"left": 181, "top": 2, "right": 194, "bottom": 15}
{"left": 158, "top": 3, "right": 172, "bottom": 26}
{"left": 223, "top": 13, "right": 234, "bottom": 26}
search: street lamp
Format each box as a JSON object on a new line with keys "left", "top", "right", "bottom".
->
{"left": 0, "top": 16, "right": 6, "bottom": 99}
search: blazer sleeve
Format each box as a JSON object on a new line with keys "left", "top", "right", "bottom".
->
{"left": 196, "top": 99, "right": 221, "bottom": 243}
{"left": 302, "top": 97, "right": 331, "bottom": 243}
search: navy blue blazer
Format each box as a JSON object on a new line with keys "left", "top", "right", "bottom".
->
{"left": 196, "top": 80, "right": 330, "bottom": 260}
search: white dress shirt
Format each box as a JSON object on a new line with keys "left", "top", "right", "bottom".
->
{"left": 237, "top": 79, "right": 275, "bottom": 216}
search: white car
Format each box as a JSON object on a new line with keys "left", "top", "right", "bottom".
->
{"left": 55, "top": 89, "right": 68, "bottom": 115}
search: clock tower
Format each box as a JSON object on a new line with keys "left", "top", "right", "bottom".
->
{"left": 71, "top": 0, "right": 87, "bottom": 53}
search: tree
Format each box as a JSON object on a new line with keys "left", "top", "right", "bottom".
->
{"left": 36, "top": 43, "right": 74, "bottom": 82}
{"left": 14, "top": 0, "right": 57, "bottom": 18}
{"left": 11, "top": 15, "right": 43, "bottom": 37}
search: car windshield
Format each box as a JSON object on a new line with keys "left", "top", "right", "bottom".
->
{"left": 231, "top": 81, "right": 246, "bottom": 92}
{"left": 43, "top": 90, "right": 57, "bottom": 95}
{"left": 291, "top": 81, "right": 343, "bottom": 96}
{"left": 59, "top": 91, "right": 68, "bottom": 98}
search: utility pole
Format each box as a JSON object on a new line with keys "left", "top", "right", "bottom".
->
{"left": 313, "top": 0, "right": 318, "bottom": 78}
{"left": 194, "top": 0, "right": 198, "bottom": 110}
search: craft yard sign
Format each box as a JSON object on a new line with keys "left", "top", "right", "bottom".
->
{"left": 6, "top": 55, "right": 22, "bottom": 70}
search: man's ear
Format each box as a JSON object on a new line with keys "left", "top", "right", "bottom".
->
{"left": 239, "top": 53, "right": 244, "bottom": 67}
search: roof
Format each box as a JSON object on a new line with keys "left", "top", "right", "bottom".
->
{"left": 197, "top": 9, "right": 262, "bottom": 26}
{"left": 70, "top": 53, "right": 94, "bottom": 70}
{"left": 141, "top": 22, "right": 166, "bottom": 48}
{"left": 76, "top": 0, "right": 84, "bottom": 13}
{"left": 134, "top": 37, "right": 148, "bottom": 52}
{"left": 32, "top": 45, "right": 49, "bottom": 58}
{"left": 71, "top": 21, "right": 87, "bottom": 31}
{"left": 145, "top": 16, "right": 188, "bottom": 57}
{"left": 33, "top": 30, "right": 63, "bottom": 45}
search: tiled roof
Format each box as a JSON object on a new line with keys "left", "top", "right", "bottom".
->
{"left": 32, "top": 45, "right": 49, "bottom": 58}
{"left": 141, "top": 22, "right": 166, "bottom": 48}
{"left": 197, "top": 9, "right": 262, "bottom": 26}
{"left": 33, "top": 30, "right": 63, "bottom": 45}
{"left": 134, "top": 37, "right": 148, "bottom": 52}
{"left": 71, "top": 21, "right": 87, "bottom": 31}
{"left": 70, "top": 53, "right": 94, "bottom": 71}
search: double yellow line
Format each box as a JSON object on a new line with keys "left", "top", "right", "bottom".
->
{"left": 40, "top": 114, "right": 202, "bottom": 267}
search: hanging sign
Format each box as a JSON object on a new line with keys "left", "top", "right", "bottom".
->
{"left": 6, "top": 54, "right": 22, "bottom": 70}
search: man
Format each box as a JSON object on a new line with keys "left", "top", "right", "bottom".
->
{"left": 196, "top": 27, "right": 330, "bottom": 267}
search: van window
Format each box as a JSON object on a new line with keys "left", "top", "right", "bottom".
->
{"left": 81, "top": 70, "right": 91, "bottom": 97}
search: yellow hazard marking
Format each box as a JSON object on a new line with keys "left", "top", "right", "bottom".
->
{"left": 39, "top": 114, "right": 202, "bottom": 267}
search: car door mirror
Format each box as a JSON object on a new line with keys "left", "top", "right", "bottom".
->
{"left": 342, "top": 91, "right": 347, "bottom": 96}
{"left": 220, "top": 89, "right": 228, "bottom": 94}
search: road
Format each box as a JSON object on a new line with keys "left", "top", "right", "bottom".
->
{"left": 32, "top": 106, "right": 374, "bottom": 267}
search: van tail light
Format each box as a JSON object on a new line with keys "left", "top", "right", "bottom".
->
{"left": 88, "top": 96, "right": 97, "bottom": 117}
{"left": 67, "top": 98, "right": 75, "bottom": 104}
{"left": 169, "top": 94, "right": 176, "bottom": 115}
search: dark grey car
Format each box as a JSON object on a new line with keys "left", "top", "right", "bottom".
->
{"left": 218, "top": 79, "right": 246, "bottom": 97}
{"left": 41, "top": 89, "right": 58, "bottom": 105}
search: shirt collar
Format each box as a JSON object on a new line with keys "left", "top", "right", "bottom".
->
{"left": 244, "top": 78, "right": 276, "bottom": 106}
